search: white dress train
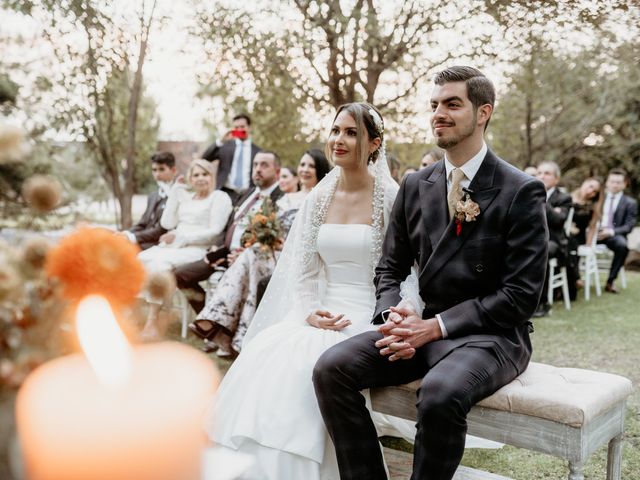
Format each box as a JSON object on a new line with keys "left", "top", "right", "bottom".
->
{"left": 207, "top": 224, "right": 414, "bottom": 480}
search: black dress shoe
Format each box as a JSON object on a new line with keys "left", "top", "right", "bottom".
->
{"left": 532, "top": 303, "right": 551, "bottom": 318}
{"left": 605, "top": 283, "right": 619, "bottom": 294}
{"left": 189, "top": 320, "right": 217, "bottom": 340}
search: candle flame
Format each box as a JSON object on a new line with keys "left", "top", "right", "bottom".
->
{"left": 76, "top": 295, "right": 133, "bottom": 388}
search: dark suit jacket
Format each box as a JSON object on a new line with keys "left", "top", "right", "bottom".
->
{"left": 545, "top": 188, "right": 572, "bottom": 260}
{"left": 202, "top": 139, "right": 262, "bottom": 191}
{"left": 128, "top": 190, "right": 167, "bottom": 250}
{"left": 611, "top": 194, "right": 638, "bottom": 237}
{"left": 373, "top": 150, "right": 548, "bottom": 373}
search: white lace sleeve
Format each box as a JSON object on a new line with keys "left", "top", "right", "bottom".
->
{"left": 293, "top": 249, "right": 324, "bottom": 320}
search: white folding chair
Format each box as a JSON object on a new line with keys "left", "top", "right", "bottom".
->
{"left": 578, "top": 221, "right": 602, "bottom": 300}
{"left": 172, "top": 269, "right": 226, "bottom": 339}
{"left": 548, "top": 257, "right": 571, "bottom": 310}
{"left": 595, "top": 246, "right": 627, "bottom": 289}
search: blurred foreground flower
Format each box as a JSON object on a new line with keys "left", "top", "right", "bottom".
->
{"left": 45, "top": 227, "right": 145, "bottom": 308}
{"left": 145, "top": 270, "right": 176, "bottom": 304}
{"left": 0, "top": 123, "right": 30, "bottom": 163}
{"left": 22, "top": 175, "right": 62, "bottom": 212}
{"left": 21, "top": 238, "right": 51, "bottom": 274}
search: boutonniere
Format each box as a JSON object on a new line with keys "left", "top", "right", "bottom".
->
{"left": 454, "top": 189, "right": 480, "bottom": 236}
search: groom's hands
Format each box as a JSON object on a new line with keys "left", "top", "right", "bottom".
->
{"left": 375, "top": 306, "right": 442, "bottom": 361}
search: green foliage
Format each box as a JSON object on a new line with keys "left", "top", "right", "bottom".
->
{"left": 0, "top": 73, "right": 19, "bottom": 106}
{"left": 194, "top": 0, "right": 487, "bottom": 145}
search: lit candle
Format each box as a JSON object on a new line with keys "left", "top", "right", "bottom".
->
{"left": 16, "top": 295, "right": 219, "bottom": 480}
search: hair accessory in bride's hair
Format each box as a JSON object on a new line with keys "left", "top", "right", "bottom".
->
{"left": 368, "top": 108, "right": 384, "bottom": 136}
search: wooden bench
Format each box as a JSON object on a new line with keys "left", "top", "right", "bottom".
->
{"left": 371, "top": 362, "right": 632, "bottom": 480}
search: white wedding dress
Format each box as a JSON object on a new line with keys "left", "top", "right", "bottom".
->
{"left": 207, "top": 223, "right": 413, "bottom": 480}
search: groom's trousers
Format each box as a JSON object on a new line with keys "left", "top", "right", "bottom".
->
{"left": 313, "top": 330, "right": 518, "bottom": 480}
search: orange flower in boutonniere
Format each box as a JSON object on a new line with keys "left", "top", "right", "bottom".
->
{"left": 454, "top": 193, "right": 481, "bottom": 236}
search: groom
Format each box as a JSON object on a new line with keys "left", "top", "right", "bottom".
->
{"left": 313, "top": 66, "right": 548, "bottom": 479}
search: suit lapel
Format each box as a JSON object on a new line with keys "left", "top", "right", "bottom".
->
{"left": 419, "top": 151, "right": 501, "bottom": 290}
{"left": 419, "top": 162, "right": 448, "bottom": 252}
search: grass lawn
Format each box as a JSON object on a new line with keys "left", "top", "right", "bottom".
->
{"left": 171, "top": 272, "right": 640, "bottom": 480}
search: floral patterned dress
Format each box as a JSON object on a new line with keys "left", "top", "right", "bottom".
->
{"left": 195, "top": 193, "right": 305, "bottom": 353}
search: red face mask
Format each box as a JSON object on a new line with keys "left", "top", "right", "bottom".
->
{"left": 231, "top": 129, "right": 248, "bottom": 140}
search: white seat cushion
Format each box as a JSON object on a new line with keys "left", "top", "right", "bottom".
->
{"left": 476, "top": 362, "right": 632, "bottom": 427}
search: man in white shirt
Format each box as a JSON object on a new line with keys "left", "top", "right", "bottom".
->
{"left": 598, "top": 168, "right": 638, "bottom": 293}
{"left": 201, "top": 114, "right": 262, "bottom": 203}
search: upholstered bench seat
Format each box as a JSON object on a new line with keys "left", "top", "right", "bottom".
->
{"left": 371, "top": 362, "right": 632, "bottom": 480}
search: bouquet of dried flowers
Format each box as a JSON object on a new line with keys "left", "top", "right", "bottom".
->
{"left": 240, "top": 198, "right": 282, "bottom": 254}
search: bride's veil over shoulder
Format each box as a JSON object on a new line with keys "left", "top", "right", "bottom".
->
{"left": 243, "top": 140, "right": 399, "bottom": 345}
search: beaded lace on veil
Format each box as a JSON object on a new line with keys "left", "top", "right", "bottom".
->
{"left": 243, "top": 134, "right": 398, "bottom": 345}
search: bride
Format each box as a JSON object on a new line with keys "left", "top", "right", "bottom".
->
{"left": 207, "top": 102, "right": 408, "bottom": 479}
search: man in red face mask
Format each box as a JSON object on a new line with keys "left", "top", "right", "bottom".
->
{"left": 202, "top": 113, "right": 262, "bottom": 203}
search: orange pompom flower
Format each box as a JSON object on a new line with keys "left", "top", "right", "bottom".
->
{"left": 45, "top": 227, "right": 145, "bottom": 307}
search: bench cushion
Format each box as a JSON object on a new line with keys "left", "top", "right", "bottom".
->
{"left": 479, "top": 362, "right": 633, "bottom": 427}
{"left": 399, "top": 362, "right": 632, "bottom": 428}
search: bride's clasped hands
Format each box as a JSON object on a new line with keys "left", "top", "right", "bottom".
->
{"left": 306, "top": 309, "right": 352, "bottom": 330}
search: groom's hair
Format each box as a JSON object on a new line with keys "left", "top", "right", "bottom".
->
{"left": 434, "top": 66, "right": 495, "bottom": 130}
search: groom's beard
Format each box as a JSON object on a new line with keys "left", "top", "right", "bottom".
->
{"left": 434, "top": 118, "right": 476, "bottom": 150}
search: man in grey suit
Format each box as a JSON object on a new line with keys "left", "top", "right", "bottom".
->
{"left": 123, "top": 151, "right": 176, "bottom": 250}
{"left": 313, "top": 66, "right": 548, "bottom": 480}
{"left": 202, "top": 113, "right": 262, "bottom": 203}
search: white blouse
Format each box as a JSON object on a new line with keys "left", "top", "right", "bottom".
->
{"left": 160, "top": 184, "right": 233, "bottom": 247}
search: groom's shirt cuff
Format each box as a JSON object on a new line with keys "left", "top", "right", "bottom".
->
{"left": 435, "top": 314, "right": 448, "bottom": 338}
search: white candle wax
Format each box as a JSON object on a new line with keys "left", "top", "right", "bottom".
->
{"left": 16, "top": 341, "right": 218, "bottom": 480}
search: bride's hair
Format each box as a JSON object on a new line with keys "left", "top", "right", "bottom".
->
{"left": 326, "top": 102, "right": 384, "bottom": 166}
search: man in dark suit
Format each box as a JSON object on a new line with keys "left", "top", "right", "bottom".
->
{"left": 123, "top": 151, "right": 176, "bottom": 250}
{"left": 598, "top": 168, "right": 638, "bottom": 293}
{"left": 533, "top": 160, "right": 572, "bottom": 317}
{"left": 173, "top": 151, "right": 283, "bottom": 313}
{"left": 202, "top": 113, "right": 262, "bottom": 203}
{"left": 313, "top": 66, "right": 548, "bottom": 480}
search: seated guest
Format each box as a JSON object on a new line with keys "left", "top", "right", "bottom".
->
{"left": 401, "top": 166, "right": 418, "bottom": 182}
{"left": 138, "top": 159, "right": 232, "bottom": 273}
{"left": 173, "top": 151, "right": 283, "bottom": 314}
{"left": 387, "top": 153, "right": 401, "bottom": 182}
{"left": 202, "top": 113, "right": 261, "bottom": 203}
{"left": 278, "top": 166, "right": 299, "bottom": 194}
{"left": 190, "top": 150, "right": 331, "bottom": 357}
{"left": 534, "top": 161, "right": 572, "bottom": 317}
{"left": 420, "top": 147, "right": 444, "bottom": 169}
{"left": 524, "top": 165, "right": 538, "bottom": 176}
{"left": 597, "top": 168, "right": 638, "bottom": 293}
{"left": 571, "top": 177, "right": 602, "bottom": 245}
{"left": 122, "top": 151, "right": 177, "bottom": 250}
{"left": 567, "top": 177, "right": 602, "bottom": 297}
